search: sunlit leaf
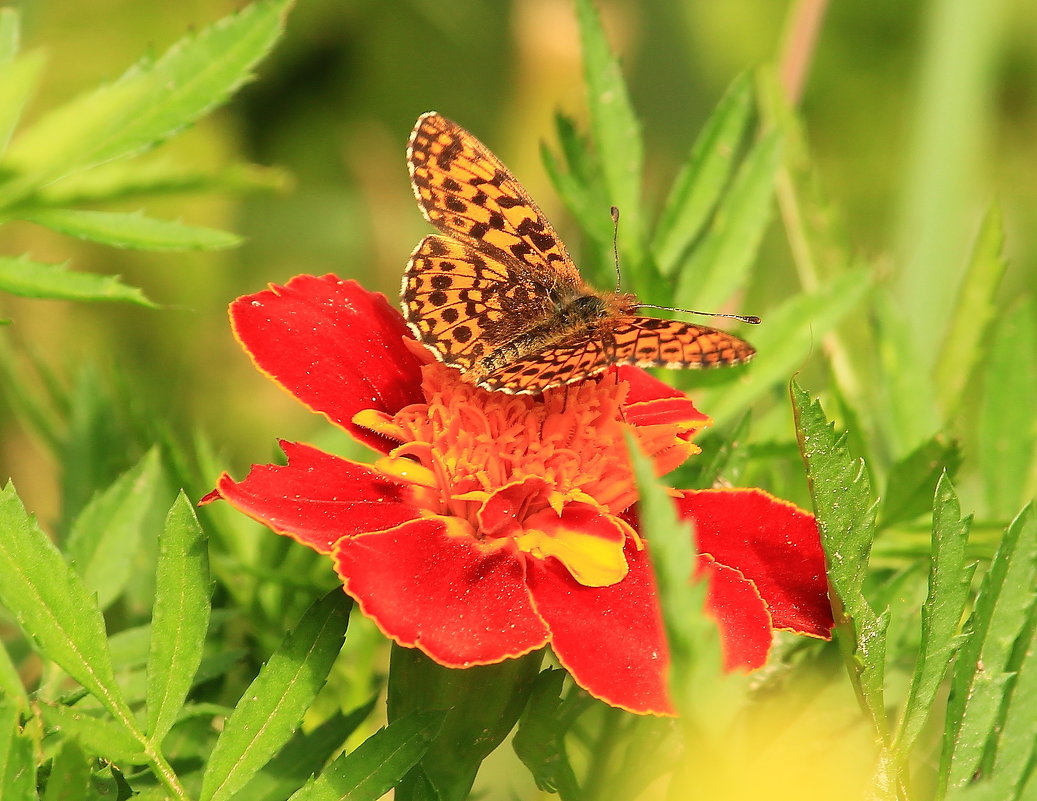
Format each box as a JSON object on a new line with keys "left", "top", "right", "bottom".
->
{"left": 20, "top": 208, "right": 241, "bottom": 251}
{"left": 0, "top": 255, "right": 154, "bottom": 305}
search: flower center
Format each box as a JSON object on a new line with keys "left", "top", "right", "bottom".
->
{"left": 355, "top": 362, "right": 691, "bottom": 587}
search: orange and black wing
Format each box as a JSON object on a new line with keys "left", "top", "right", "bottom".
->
{"left": 408, "top": 111, "right": 583, "bottom": 288}
{"left": 480, "top": 317, "right": 755, "bottom": 395}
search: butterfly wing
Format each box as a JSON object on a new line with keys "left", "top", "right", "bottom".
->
{"left": 480, "top": 317, "right": 756, "bottom": 394}
{"left": 403, "top": 234, "right": 567, "bottom": 372}
{"left": 408, "top": 112, "right": 583, "bottom": 288}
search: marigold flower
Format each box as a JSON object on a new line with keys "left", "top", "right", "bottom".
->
{"left": 202, "top": 274, "right": 833, "bottom": 715}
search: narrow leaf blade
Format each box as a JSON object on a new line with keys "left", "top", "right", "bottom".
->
{"left": 0, "top": 255, "right": 154, "bottom": 305}
{"left": 654, "top": 72, "right": 755, "bottom": 275}
{"left": 200, "top": 590, "right": 351, "bottom": 801}
{"left": 146, "top": 493, "right": 212, "bottom": 743}
{"left": 21, "top": 209, "right": 241, "bottom": 251}
{"left": 0, "top": 482, "right": 133, "bottom": 721}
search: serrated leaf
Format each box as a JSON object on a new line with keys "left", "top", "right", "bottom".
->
{"left": 654, "top": 72, "right": 755, "bottom": 276}
{"left": 892, "top": 474, "right": 974, "bottom": 761}
{"left": 934, "top": 204, "right": 1008, "bottom": 410}
{"left": 879, "top": 437, "right": 962, "bottom": 529}
{"left": 37, "top": 158, "right": 290, "bottom": 206}
{"left": 0, "top": 699, "right": 35, "bottom": 800}
{"left": 238, "top": 698, "right": 378, "bottom": 801}
{"left": 199, "top": 590, "right": 351, "bottom": 801}
{"left": 39, "top": 703, "right": 146, "bottom": 763}
{"left": 512, "top": 669, "right": 581, "bottom": 799}
{"left": 575, "top": 0, "right": 644, "bottom": 254}
{"left": 42, "top": 737, "right": 91, "bottom": 801}
{"left": 700, "top": 268, "right": 872, "bottom": 426}
{"left": 790, "top": 381, "right": 888, "bottom": 734}
{"left": 0, "top": 255, "right": 154, "bottom": 305}
{"left": 146, "top": 493, "right": 211, "bottom": 743}
{"left": 20, "top": 208, "right": 241, "bottom": 251}
{"left": 983, "top": 601, "right": 1037, "bottom": 799}
{"left": 66, "top": 448, "right": 162, "bottom": 610}
{"left": 674, "top": 131, "right": 782, "bottom": 311}
{"left": 0, "top": 49, "right": 44, "bottom": 157}
{"left": 0, "top": 483, "right": 134, "bottom": 724}
{"left": 285, "top": 711, "right": 444, "bottom": 801}
{"left": 0, "top": 0, "right": 293, "bottom": 205}
{"left": 943, "top": 504, "right": 1037, "bottom": 793}
{"left": 978, "top": 299, "right": 1037, "bottom": 517}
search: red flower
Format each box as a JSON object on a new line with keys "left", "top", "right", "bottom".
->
{"left": 202, "top": 275, "right": 832, "bottom": 715}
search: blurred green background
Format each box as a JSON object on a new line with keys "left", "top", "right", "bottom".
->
{"left": 2, "top": 0, "right": 1035, "bottom": 524}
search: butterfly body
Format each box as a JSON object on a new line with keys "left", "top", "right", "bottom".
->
{"left": 402, "top": 112, "right": 755, "bottom": 395}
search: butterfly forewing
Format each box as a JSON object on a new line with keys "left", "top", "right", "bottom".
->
{"left": 408, "top": 112, "right": 583, "bottom": 287}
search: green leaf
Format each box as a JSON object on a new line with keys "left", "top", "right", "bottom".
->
{"left": 199, "top": 590, "right": 352, "bottom": 801}
{"left": 879, "top": 437, "right": 962, "bottom": 529}
{"left": 66, "top": 447, "right": 162, "bottom": 610}
{"left": 39, "top": 703, "right": 146, "bottom": 763}
{"left": 0, "top": 698, "right": 35, "bottom": 801}
{"left": 37, "top": 158, "right": 290, "bottom": 206}
{"left": 0, "top": 255, "right": 154, "bottom": 305}
{"left": 0, "top": 641, "right": 26, "bottom": 710}
{"left": 978, "top": 298, "right": 1037, "bottom": 516}
{"left": 0, "top": 50, "right": 44, "bottom": 157}
{"left": 0, "top": 0, "right": 293, "bottom": 205}
{"left": 627, "top": 431, "right": 738, "bottom": 720}
{"left": 541, "top": 137, "right": 612, "bottom": 251}
{"left": 238, "top": 698, "right": 378, "bottom": 801}
{"left": 42, "top": 738, "right": 92, "bottom": 801}
{"left": 512, "top": 669, "right": 581, "bottom": 799}
{"left": 983, "top": 600, "right": 1037, "bottom": 798}
{"left": 285, "top": 711, "right": 444, "bottom": 801}
{"left": 575, "top": 0, "right": 644, "bottom": 253}
{"left": 19, "top": 209, "right": 241, "bottom": 251}
{"left": 934, "top": 204, "right": 1008, "bottom": 411}
{"left": 790, "top": 381, "right": 888, "bottom": 735}
{"left": 943, "top": 504, "right": 1037, "bottom": 793}
{"left": 892, "top": 474, "right": 974, "bottom": 761}
{"left": 653, "top": 72, "right": 755, "bottom": 276}
{"left": 146, "top": 493, "right": 211, "bottom": 744}
{"left": 387, "top": 645, "right": 542, "bottom": 801}
{"left": 701, "top": 268, "right": 872, "bottom": 426}
{"left": 673, "top": 131, "right": 782, "bottom": 312}
{"left": 0, "top": 482, "right": 134, "bottom": 723}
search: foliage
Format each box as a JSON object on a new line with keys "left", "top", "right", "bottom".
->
{"left": 1, "top": 0, "right": 1035, "bottom": 799}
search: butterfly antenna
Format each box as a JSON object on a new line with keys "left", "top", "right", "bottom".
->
{"left": 610, "top": 206, "right": 622, "bottom": 292}
{"left": 635, "top": 301, "right": 762, "bottom": 325}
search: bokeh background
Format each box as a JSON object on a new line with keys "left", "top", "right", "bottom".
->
{"left": 2, "top": 0, "right": 1036, "bottom": 525}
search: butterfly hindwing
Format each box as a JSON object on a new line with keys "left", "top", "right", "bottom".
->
{"left": 403, "top": 234, "right": 564, "bottom": 370}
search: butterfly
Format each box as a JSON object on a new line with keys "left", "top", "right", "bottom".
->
{"left": 401, "top": 111, "right": 756, "bottom": 395}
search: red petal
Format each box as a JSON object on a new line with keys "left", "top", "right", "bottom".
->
{"left": 202, "top": 440, "right": 422, "bottom": 553}
{"left": 700, "top": 556, "right": 774, "bottom": 670}
{"left": 333, "top": 518, "right": 550, "bottom": 665}
{"left": 526, "top": 542, "right": 674, "bottom": 715}
{"left": 230, "top": 275, "right": 426, "bottom": 453}
{"left": 617, "top": 366, "right": 709, "bottom": 428}
{"left": 677, "top": 489, "right": 833, "bottom": 638}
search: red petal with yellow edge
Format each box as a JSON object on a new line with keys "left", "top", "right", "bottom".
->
{"left": 526, "top": 542, "right": 674, "bottom": 716}
{"left": 201, "top": 440, "right": 422, "bottom": 554}
{"left": 677, "top": 489, "right": 833, "bottom": 638}
{"left": 700, "top": 556, "right": 774, "bottom": 670}
{"left": 333, "top": 518, "right": 550, "bottom": 665}
{"left": 230, "top": 275, "right": 425, "bottom": 453}
{"left": 617, "top": 365, "right": 710, "bottom": 428}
